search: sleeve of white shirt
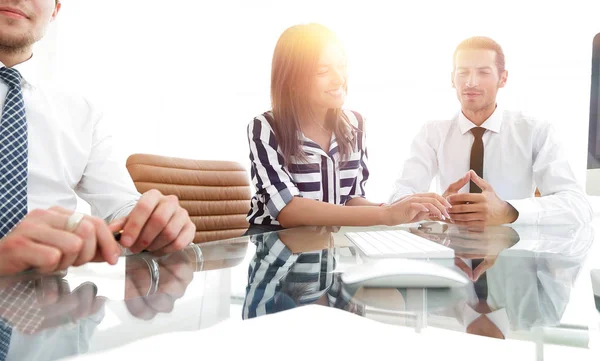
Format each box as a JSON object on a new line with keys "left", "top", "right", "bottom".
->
{"left": 508, "top": 122, "right": 593, "bottom": 225}
{"left": 74, "top": 102, "right": 141, "bottom": 222}
{"left": 388, "top": 122, "right": 439, "bottom": 203}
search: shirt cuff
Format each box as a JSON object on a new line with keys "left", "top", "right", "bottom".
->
{"left": 506, "top": 198, "right": 539, "bottom": 225}
{"left": 265, "top": 182, "right": 300, "bottom": 220}
{"left": 105, "top": 201, "right": 137, "bottom": 223}
{"left": 389, "top": 191, "right": 413, "bottom": 204}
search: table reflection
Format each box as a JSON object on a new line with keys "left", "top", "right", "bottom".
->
{"left": 243, "top": 227, "right": 363, "bottom": 319}
{"left": 242, "top": 223, "right": 594, "bottom": 342}
{"left": 0, "top": 239, "right": 250, "bottom": 361}
{"left": 125, "top": 240, "right": 248, "bottom": 320}
{"left": 0, "top": 274, "right": 104, "bottom": 361}
{"left": 399, "top": 223, "right": 593, "bottom": 338}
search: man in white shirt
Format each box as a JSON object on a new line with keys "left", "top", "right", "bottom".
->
{"left": 0, "top": 0, "right": 196, "bottom": 275}
{"left": 389, "top": 36, "right": 592, "bottom": 226}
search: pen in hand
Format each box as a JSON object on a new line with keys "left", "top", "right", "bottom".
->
{"left": 113, "top": 230, "right": 123, "bottom": 242}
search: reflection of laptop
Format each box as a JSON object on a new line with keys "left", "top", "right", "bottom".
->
{"left": 345, "top": 230, "right": 454, "bottom": 261}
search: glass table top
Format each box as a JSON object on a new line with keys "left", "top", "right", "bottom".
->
{"left": 0, "top": 221, "right": 599, "bottom": 360}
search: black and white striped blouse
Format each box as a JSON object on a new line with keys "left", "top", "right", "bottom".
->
{"left": 246, "top": 109, "right": 369, "bottom": 225}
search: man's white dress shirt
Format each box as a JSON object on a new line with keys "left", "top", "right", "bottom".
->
{"left": 389, "top": 107, "right": 592, "bottom": 225}
{"left": 0, "top": 58, "right": 140, "bottom": 222}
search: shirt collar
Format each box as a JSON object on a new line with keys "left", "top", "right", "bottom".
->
{"left": 298, "top": 114, "right": 356, "bottom": 158}
{"left": 0, "top": 55, "right": 40, "bottom": 90}
{"left": 457, "top": 104, "right": 503, "bottom": 135}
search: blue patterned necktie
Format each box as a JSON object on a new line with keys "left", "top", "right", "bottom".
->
{"left": 0, "top": 67, "right": 28, "bottom": 238}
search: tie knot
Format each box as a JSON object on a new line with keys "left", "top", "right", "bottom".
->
{"left": 0, "top": 67, "right": 22, "bottom": 89}
{"left": 471, "top": 127, "right": 486, "bottom": 139}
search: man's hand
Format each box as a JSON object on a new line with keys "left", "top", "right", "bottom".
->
{"left": 442, "top": 172, "right": 471, "bottom": 198}
{"left": 447, "top": 170, "right": 519, "bottom": 226}
{"left": 115, "top": 190, "right": 196, "bottom": 255}
{"left": 414, "top": 172, "right": 471, "bottom": 222}
{"left": 0, "top": 207, "right": 121, "bottom": 275}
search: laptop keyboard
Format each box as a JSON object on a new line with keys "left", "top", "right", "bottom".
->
{"left": 345, "top": 230, "right": 454, "bottom": 259}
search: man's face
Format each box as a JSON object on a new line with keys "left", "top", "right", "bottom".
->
{"left": 0, "top": 0, "right": 60, "bottom": 51}
{"left": 452, "top": 49, "right": 507, "bottom": 113}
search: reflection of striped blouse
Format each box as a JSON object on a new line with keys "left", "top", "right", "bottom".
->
{"left": 246, "top": 109, "right": 369, "bottom": 226}
{"left": 242, "top": 232, "right": 354, "bottom": 319}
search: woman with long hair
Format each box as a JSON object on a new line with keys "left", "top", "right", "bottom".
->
{"left": 245, "top": 23, "right": 450, "bottom": 234}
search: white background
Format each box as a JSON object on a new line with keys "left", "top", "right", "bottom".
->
{"left": 35, "top": 0, "right": 600, "bottom": 203}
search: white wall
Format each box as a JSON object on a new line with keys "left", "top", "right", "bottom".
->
{"left": 36, "top": 0, "right": 600, "bottom": 203}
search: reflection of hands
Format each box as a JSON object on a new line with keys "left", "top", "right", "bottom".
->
{"left": 0, "top": 277, "right": 105, "bottom": 334}
{"left": 454, "top": 257, "right": 496, "bottom": 281}
{"left": 124, "top": 249, "right": 195, "bottom": 320}
{"left": 408, "top": 222, "right": 450, "bottom": 245}
{"left": 446, "top": 225, "right": 518, "bottom": 259}
{"left": 451, "top": 227, "right": 516, "bottom": 280}
{"left": 410, "top": 222, "right": 519, "bottom": 280}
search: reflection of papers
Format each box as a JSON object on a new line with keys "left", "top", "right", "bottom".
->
{"left": 66, "top": 305, "right": 595, "bottom": 360}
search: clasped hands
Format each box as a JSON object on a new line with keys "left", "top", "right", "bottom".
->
{"left": 437, "top": 170, "right": 518, "bottom": 227}
{"left": 389, "top": 171, "right": 518, "bottom": 227}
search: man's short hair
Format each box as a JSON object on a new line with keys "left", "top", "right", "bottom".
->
{"left": 453, "top": 36, "right": 505, "bottom": 73}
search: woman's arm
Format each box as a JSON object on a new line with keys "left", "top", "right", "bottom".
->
{"left": 277, "top": 197, "right": 386, "bottom": 227}
{"left": 345, "top": 197, "right": 383, "bottom": 207}
{"left": 277, "top": 195, "right": 449, "bottom": 228}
